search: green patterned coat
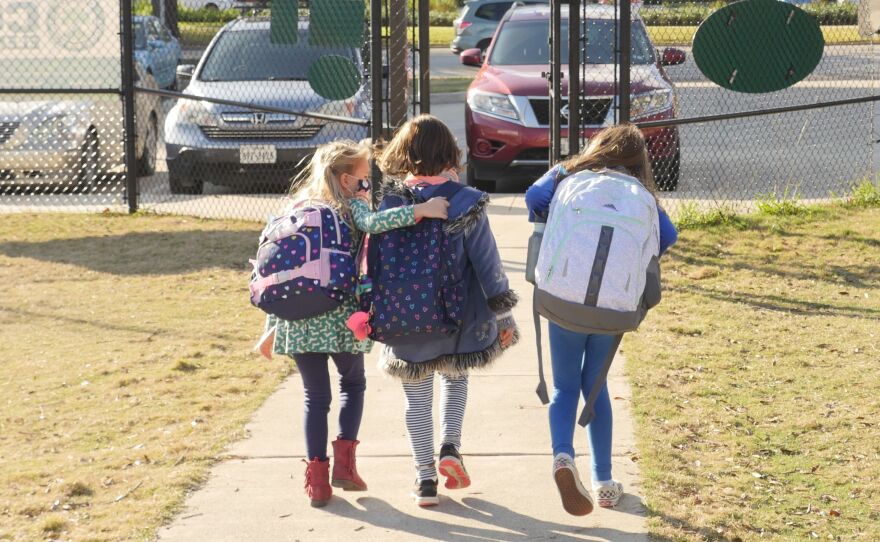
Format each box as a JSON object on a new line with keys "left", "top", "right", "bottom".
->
{"left": 267, "top": 199, "right": 416, "bottom": 355}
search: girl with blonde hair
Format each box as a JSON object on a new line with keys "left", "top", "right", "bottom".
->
{"left": 260, "top": 139, "right": 449, "bottom": 507}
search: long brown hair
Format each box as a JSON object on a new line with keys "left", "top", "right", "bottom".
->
{"left": 376, "top": 114, "right": 461, "bottom": 177}
{"left": 562, "top": 124, "right": 657, "bottom": 194}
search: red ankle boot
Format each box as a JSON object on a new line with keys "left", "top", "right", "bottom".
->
{"left": 303, "top": 458, "right": 332, "bottom": 507}
{"left": 331, "top": 438, "right": 367, "bottom": 491}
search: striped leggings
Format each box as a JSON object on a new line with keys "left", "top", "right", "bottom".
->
{"left": 402, "top": 372, "right": 469, "bottom": 481}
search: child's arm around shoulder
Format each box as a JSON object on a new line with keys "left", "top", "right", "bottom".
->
{"left": 348, "top": 196, "right": 449, "bottom": 234}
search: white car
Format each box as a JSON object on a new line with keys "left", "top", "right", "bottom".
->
{"left": 178, "top": 0, "right": 236, "bottom": 10}
{"left": 0, "top": 65, "right": 163, "bottom": 192}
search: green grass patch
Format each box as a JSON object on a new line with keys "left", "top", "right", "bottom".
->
{"left": 755, "top": 188, "right": 816, "bottom": 217}
{"left": 674, "top": 203, "right": 746, "bottom": 231}
{"left": 0, "top": 214, "right": 288, "bottom": 541}
{"left": 431, "top": 76, "right": 473, "bottom": 93}
{"left": 647, "top": 25, "right": 878, "bottom": 46}
{"left": 624, "top": 206, "right": 880, "bottom": 542}
{"left": 843, "top": 179, "right": 880, "bottom": 209}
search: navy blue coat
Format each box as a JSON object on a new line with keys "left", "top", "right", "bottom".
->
{"left": 377, "top": 181, "right": 519, "bottom": 381}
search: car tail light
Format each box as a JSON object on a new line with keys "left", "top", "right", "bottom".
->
{"left": 458, "top": 21, "right": 472, "bottom": 33}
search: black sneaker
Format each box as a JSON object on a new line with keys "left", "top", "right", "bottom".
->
{"left": 412, "top": 478, "right": 440, "bottom": 507}
{"left": 438, "top": 443, "right": 471, "bottom": 490}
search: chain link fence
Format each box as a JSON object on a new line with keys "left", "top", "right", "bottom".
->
{"left": 0, "top": 0, "right": 876, "bottom": 219}
{"left": 0, "top": 0, "right": 131, "bottom": 212}
{"left": 538, "top": 0, "right": 876, "bottom": 212}
{"left": 641, "top": 0, "right": 876, "bottom": 211}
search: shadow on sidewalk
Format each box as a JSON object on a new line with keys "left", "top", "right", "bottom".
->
{"left": 328, "top": 495, "right": 647, "bottom": 542}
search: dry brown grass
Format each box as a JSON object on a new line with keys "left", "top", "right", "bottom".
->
{"left": 624, "top": 207, "right": 880, "bottom": 541}
{"left": 0, "top": 213, "right": 289, "bottom": 541}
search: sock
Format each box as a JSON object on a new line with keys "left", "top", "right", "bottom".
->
{"left": 593, "top": 479, "right": 614, "bottom": 489}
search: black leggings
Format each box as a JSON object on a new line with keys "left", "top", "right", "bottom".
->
{"left": 291, "top": 352, "right": 366, "bottom": 461}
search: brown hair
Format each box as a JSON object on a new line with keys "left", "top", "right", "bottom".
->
{"left": 288, "top": 139, "right": 371, "bottom": 218}
{"left": 376, "top": 114, "right": 461, "bottom": 177}
{"left": 562, "top": 124, "right": 657, "bottom": 194}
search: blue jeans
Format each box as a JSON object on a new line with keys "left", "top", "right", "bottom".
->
{"left": 548, "top": 322, "right": 617, "bottom": 482}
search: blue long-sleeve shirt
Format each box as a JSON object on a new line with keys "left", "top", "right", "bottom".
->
{"left": 525, "top": 165, "right": 678, "bottom": 255}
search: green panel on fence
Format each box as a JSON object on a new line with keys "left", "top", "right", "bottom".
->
{"left": 271, "top": 0, "right": 299, "bottom": 44}
{"left": 693, "top": 0, "right": 824, "bottom": 93}
{"left": 309, "top": 0, "right": 365, "bottom": 47}
{"left": 308, "top": 55, "right": 361, "bottom": 100}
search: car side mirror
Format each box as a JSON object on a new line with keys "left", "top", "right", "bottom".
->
{"left": 660, "top": 47, "right": 686, "bottom": 66}
{"left": 460, "top": 48, "right": 483, "bottom": 67}
{"left": 176, "top": 64, "right": 195, "bottom": 88}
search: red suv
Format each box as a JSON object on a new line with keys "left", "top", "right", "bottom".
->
{"left": 461, "top": 4, "right": 685, "bottom": 191}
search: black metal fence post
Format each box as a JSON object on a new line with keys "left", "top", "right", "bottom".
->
{"left": 618, "top": 0, "right": 631, "bottom": 123}
{"left": 370, "top": 0, "right": 385, "bottom": 199}
{"left": 549, "top": 0, "right": 562, "bottom": 163}
{"left": 568, "top": 0, "right": 581, "bottom": 157}
{"left": 121, "top": 0, "right": 139, "bottom": 213}
{"left": 418, "top": 0, "right": 430, "bottom": 115}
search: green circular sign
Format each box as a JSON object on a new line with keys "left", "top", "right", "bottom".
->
{"left": 307, "top": 55, "right": 361, "bottom": 101}
{"left": 693, "top": 0, "right": 824, "bottom": 93}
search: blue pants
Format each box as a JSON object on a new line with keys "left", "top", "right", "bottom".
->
{"left": 548, "top": 322, "right": 617, "bottom": 482}
{"left": 292, "top": 352, "right": 366, "bottom": 461}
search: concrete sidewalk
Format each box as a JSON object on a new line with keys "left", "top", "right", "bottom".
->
{"left": 157, "top": 200, "right": 650, "bottom": 542}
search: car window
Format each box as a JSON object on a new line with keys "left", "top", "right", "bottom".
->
{"left": 157, "top": 22, "right": 173, "bottom": 42}
{"left": 474, "top": 2, "right": 513, "bottom": 21}
{"left": 147, "top": 19, "right": 161, "bottom": 40}
{"left": 489, "top": 19, "right": 655, "bottom": 65}
{"left": 134, "top": 22, "right": 147, "bottom": 49}
{"left": 199, "top": 28, "right": 360, "bottom": 82}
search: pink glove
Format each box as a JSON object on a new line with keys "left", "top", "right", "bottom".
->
{"left": 346, "top": 311, "right": 372, "bottom": 341}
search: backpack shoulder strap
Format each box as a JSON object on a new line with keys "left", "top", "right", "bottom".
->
{"left": 534, "top": 287, "right": 550, "bottom": 405}
{"left": 577, "top": 333, "right": 623, "bottom": 427}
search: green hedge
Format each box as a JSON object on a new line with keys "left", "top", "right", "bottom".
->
{"left": 133, "top": 1, "right": 240, "bottom": 23}
{"left": 640, "top": 2, "right": 856, "bottom": 26}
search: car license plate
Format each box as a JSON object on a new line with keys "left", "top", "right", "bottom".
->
{"left": 240, "top": 145, "right": 277, "bottom": 164}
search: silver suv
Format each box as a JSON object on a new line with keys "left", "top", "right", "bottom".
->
{"left": 164, "top": 18, "right": 369, "bottom": 194}
{"left": 451, "top": 0, "right": 548, "bottom": 54}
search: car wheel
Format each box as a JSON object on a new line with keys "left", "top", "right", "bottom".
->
{"left": 169, "top": 170, "right": 204, "bottom": 195}
{"left": 466, "top": 160, "right": 495, "bottom": 193}
{"left": 74, "top": 128, "right": 101, "bottom": 193}
{"left": 653, "top": 149, "right": 680, "bottom": 192}
{"left": 137, "top": 114, "right": 158, "bottom": 177}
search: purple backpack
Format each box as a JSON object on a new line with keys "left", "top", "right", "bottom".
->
{"left": 366, "top": 182, "right": 465, "bottom": 346}
{"left": 249, "top": 204, "right": 357, "bottom": 321}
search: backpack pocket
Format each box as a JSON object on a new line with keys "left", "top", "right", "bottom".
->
{"left": 441, "top": 279, "right": 466, "bottom": 328}
{"left": 370, "top": 277, "right": 458, "bottom": 343}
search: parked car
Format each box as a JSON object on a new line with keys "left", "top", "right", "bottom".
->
{"left": 451, "top": 0, "right": 548, "bottom": 54}
{"left": 179, "top": 0, "right": 236, "bottom": 10}
{"left": 164, "top": 17, "right": 369, "bottom": 194}
{"left": 0, "top": 64, "right": 163, "bottom": 191}
{"left": 461, "top": 4, "right": 685, "bottom": 191}
{"left": 134, "top": 16, "right": 181, "bottom": 90}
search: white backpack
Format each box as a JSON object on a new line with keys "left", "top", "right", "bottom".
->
{"left": 531, "top": 169, "right": 662, "bottom": 426}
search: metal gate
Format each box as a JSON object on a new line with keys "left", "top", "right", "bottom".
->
{"left": 0, "top": 0, "right": 428, "bottom": 219}
{"left": 547, "top": 0, "right": 878, "bottom": 210}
